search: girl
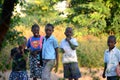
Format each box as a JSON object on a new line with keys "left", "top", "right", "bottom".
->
{"left": 27, "top": 24, "right": 43, "bottom": 80}
{"left": 9, "top": 36, "right": 29, "bottom": 80}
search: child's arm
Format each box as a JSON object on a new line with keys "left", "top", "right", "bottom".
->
{"left": 60, "top": 48, "right": 65, "bottom": 53}
{"left": 54, "top": 47, "right": 59, "bottom": 73}
{"left": 23, "top": 49, "right": 29, "bottom": 61}
{"left": 66, "top": 38, "right": 77, "bottom": 50}
{"left": 102, "top": 63, "right": 107, "bottom": 78}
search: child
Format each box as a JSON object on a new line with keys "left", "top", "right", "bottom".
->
{"left": 60, "top": 27, "right": 81, "bottom": 80}
{"left": 9, "top": 36, "right": 29, "bottom": 80}
{"left": 27, "top": 24, "right": 43, "bottom": 80}
{"left": 102, "top": 35, "right": 120, "bottom": 80}
{"left": 41, "top": 23, "right": 59, "bottom": 80}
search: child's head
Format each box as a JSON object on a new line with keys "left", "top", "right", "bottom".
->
{"left": 11, "top": 47, "right": 20, "bottom": 57}
{"left": 64, "top": 27, "right": 73, "bottom": 38}
{"left": 18, "top": 36, "right": 27, "bottom": 50}
{"left": 107, "top": 35, "right": 116, "bottom": 49}
{"left": 31, "top": 24, "right": 40, "bottom": 37}
{"left": 45, "top": 23, "right": 54, "bottom": 37}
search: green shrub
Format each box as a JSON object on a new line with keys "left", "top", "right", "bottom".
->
{"left": 77, "top": 40, "right": 107, "bottom": 68}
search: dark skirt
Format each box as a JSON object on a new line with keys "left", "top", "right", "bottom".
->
{"left": 9, "top": 71, "right": 28, "bottom": 80}
{"left": 29, "top": 55, "right": 43, "bottom": 78}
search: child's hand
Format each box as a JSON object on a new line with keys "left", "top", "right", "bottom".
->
{"left": 102, "top": 73, "right": 106, "bottom": 78}
{"left": 60, "top": 48, "right": 65, "bottom": 53}
{"left": 37, "top": 61, "right": 41, "bottom": 67}
{"left": 66, "top": 37, "right": 70, "bottom": 41}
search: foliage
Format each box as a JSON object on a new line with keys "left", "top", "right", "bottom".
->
{"left": 77, "top": 40, "right": 107, "bottom": 68}
{"left": 18, "top": 0, "right": 65, "bottom": 27}
{"left": 0, "top": 0, "right": 26, "bottom": 70}
{"left": 1, "top": 0, "right": 120, "bottom": 70}
{"left": 65, "top": 0, "right": 120, "bottom": 40}
{"left": 0, "top": 0, "right": 25, "bottom": 48}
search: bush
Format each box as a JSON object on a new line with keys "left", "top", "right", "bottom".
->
{"left": 77, "top": 40, "right": 107, "bottom": 68}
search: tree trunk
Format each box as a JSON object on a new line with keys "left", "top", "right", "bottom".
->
{"left": 0, "top": 0, "right": 16, "bottom": 49}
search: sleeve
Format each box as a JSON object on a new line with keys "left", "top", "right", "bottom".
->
{"left": 70, "top": 38, "right": 78, "bottom": 46}
{"left": 53, "top": 38, "right": 58, "bottom": 48}
{"left": 27, "top": 38, "right": 30, "bottom": 48}
{"left": 118, "top": 50, "right": 120, "bottom": 62}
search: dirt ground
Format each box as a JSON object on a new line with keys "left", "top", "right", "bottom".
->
{"left": 0, "top": 67, "right": 106, "bottom": 80}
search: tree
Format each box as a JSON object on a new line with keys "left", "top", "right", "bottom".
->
{"left": 104, "top": 0, "right": 120, "bottom": 38}
{"left": 65, "top": 0, "right": 120, "bottom": 39}
{"left": 0, "top": 0, "right": 17, "bottom": 49}
{"left": 19, "top": 0, "right": 63, "bottom": 26}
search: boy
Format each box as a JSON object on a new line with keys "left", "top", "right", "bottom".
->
{"left": 102, "top": 35, "right": 120, "bottom": 80}
{"left": 60, "top": 27, "right": 81, "bottom": 80}
{"left": 41, "top": 23, "right": 59, "bottom": 80}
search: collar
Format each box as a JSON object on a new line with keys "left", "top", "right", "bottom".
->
{"left": 44, "top": 35, "right": 53, "bottom": 40}
{"left": 106, "top": 47, "right": 116, "bottom": 53}
{"left": 64, "top": 37, "right": 73, "bottom": 41}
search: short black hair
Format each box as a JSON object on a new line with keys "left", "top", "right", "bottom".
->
{"left": 45, "top": 23, "right": 54, "bottom": 29}
{"left": 65, "top": 27, "right": 73, "bottom": 32}
{"left": 108, "top": 35, "right": 116, "bottom": 42}
{"left": 31, "top": 23, "right": 40, "bottom": 30}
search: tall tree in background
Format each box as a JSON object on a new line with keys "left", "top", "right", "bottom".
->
{"left": 0, "top": 0, "right": 17, "bottom": 49}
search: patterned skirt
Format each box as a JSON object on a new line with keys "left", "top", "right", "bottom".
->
{"left": 9, "top": 71, "right": 28, "bottom": 80}
{"left": 29, "top": 55, "right": 43, "bottom": 78}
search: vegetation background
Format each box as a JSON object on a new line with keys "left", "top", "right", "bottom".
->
{"left": 0, "top": 0, "right": 120, "bottom": 80}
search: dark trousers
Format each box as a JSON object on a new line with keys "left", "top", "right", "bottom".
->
{"left": 107, "top": 76, "right": 118, "bottom": 80}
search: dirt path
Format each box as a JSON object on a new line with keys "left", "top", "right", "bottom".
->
{"left": 0, "top": 68, "right": 106, "bottom": 80}
{"left": 0, "top": 70, "right": 60, "bottom": 80}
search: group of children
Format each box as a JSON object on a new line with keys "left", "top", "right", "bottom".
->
{"left": 8, "top": 23, "right": 81, "bottom": 80}
{"left": 8, "top": 23, "right": 120, "bottom": 80}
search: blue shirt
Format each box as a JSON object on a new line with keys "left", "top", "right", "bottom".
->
{"left": 42, "top": 35, "right": 58, "bottom": 59}
{"left": 27, "top": 36, "right": 42, "bottom": 51}
{"left": 104, "top": 47, "right": 120, "bottom": 76}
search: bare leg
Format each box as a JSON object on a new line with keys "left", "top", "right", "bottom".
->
{"left": 74, "top": 78, "right": 78, "bottom": 80}
{"left": 33, "top": 77, "right": 37, "bottom": 80}
{"left": 69, "top": 78, "right": 73, "bottom": 80}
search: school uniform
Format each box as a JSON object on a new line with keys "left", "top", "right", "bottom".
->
{"left": 41, "top": 35, "right": 58, "bottom": 80}
{"left": 104, "top": 47, "right": 120, "bottom": 80}
{"left": 60, "top": 38, "right": 81, "bottom": 79}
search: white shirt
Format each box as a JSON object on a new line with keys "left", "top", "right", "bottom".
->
{"left": 60, "top": 38, "right": 78, "bottom": 63}
{"left": 104, "top": 47, "right": 120, "bottom": 76}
